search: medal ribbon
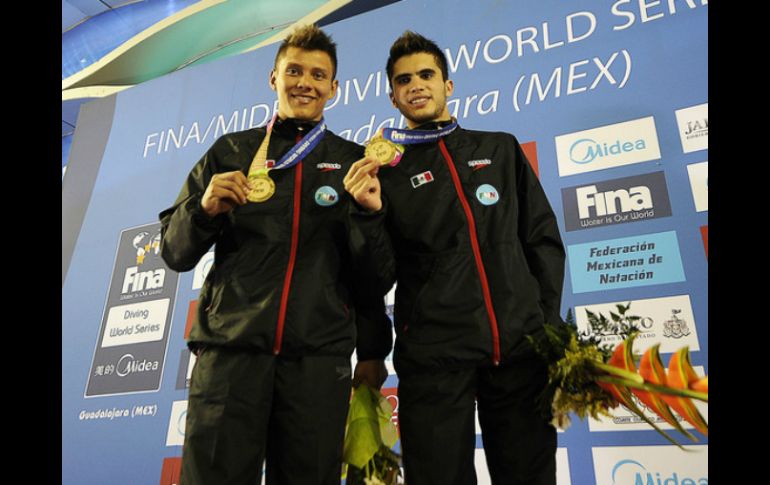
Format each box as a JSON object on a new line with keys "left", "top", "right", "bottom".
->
{"left": 382, "top": 120, "right": 458, "bottom": 145}
{"left": 249, "top": 115, "right": 327, "bottom": 176}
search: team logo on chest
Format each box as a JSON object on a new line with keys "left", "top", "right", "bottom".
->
{"left": 410, "top": 171, "right": 434, "bottom": 189}
{"left": 314, "top": 186, "right": 339, "bottom": 206}
{"left": 476, "top": 184, "right": 500, "bottom": 205}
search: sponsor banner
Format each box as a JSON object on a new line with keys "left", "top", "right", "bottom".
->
{"left": 159, "top": 457, "right": 182, "bottom": 485}
{"left": 574, "top": 294, "right": 699, "bottom": 353}
{"left": 567, "top": 231, "right": 686, "bottom": 293}
{"left": 675, "top": 103, "right": 708, "bottom": 153}
{"left": 185, "top": 300, "right": 198, "bottom": 340}
{"left": 555, "top": 117, "right": 661, "bottom": 177}
{"left": 687, "top": 161, "right": 708, "bottom": 212}
{"left": 700, "top": 226, "right": 708, "bottom": 259}
{"left": 101, "top": 299, "right": 169, "bottom": 348}
{"left": 473, "top": 450, "right": 491, "bottom": 485}
{"left": 591, "top": 445, "right": 707, "bottom": 485}
{"left": 385, "top": 284, "right": 396, "bottom": 315}
{"left": 166, "top": 400, "right": 188, "bottom": 447}
{"left": 187, "top": 352, "right": 196, "bottom": 384}
{"left": 562, "top": 171, "right": 672, "bottom": 232}
{"left": 192, "top": 251, "right": 214, "bottom": 290}
{"left": 175, "top": 349, "right": 196, "bottom": 390}
{"left": 588, "top": 366, "right": 707, "bottom": 432}
{"left": 380, "top": 387, "right": 401, "bottom": 436}
{"left": 556, "top": 448, "right": 572, "bottom": 485}
{"left": 86, "top": 223, "right": 178, "bottom": 397}
{"left": 473, "top": 448, "right": 571, "bottom": 485}
{"left": 521, "top": 141, "right": 539, "bottom": 177}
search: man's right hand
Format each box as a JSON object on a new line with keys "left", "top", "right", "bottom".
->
{"left": 201, "top": 171, "right": 250, "bottom": 217}
{"left": 343, "top": 158, "right": 382, "bottom": 212}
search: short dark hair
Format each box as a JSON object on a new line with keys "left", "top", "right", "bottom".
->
{"left": 386, "top": 31, "right": 449, "bottom": 84}
{"left": 274, "top": 24, "right": 338, "bottom": 79}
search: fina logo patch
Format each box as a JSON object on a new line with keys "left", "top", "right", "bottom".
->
{"left": 314, "top": 186, "right": 339, "bottom": 206}
{"left": 467, "top": 159, "right": 492, "bottom": 171}
{"left": 410, "top": 171, "right": 434, "bottom": 188}
{"left": 316, "top": 162, "right": 342, "bottom": 171}
{"left": 476, "top": 184, "right": 500, "bottom": 205}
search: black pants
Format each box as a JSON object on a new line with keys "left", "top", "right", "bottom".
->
{"left": 398, "top": 357, "right": 556, "bottom": 485}
{"left": 180, "top": 348, "right": 352, "bottom": 485}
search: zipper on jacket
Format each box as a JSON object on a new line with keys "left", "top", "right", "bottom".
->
{"left": 273, "top": 137, "right": 304, "bottom": 354}
{"left": 438, "top": 138, "right": 501, "bottom": 365}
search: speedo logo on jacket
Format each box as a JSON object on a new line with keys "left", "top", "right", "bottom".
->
{"left": 316, "top": 162, "right": 342, "bottom": 171}
{"left": 467, "top": 159, "right": 492, "bottom": 170}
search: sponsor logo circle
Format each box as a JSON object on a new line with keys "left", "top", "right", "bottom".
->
{"left": 314, "top": 186, "right": 339, "bottom": 206}
{"left": 177, "top": 410, "right": 187, "bottom": 436}
{"left": 116, "top": 354, "right": 135, "bottom": 377}
{"left": 476, "top": 184, "right": 500, "bottom": 206}
{"left": 569, "top": 138, "right": 598, "bottom": 164}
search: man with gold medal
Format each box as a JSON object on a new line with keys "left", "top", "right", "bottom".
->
{"left": 159, "top": 25, "right": 391, "bottom": 485}
{"left": 344, "top": 32, "right": 566, "bottom": 485}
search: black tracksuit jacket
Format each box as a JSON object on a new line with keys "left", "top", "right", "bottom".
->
{"left": 159, "top": 118, "right": 391, "bottom": 361}
{"left": 349, "top": 122, "right": 565, "bottom": 375}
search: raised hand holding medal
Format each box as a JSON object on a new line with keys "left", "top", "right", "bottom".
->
{"left": 343, "top": 157, "right": 383, "bottom": 212}
{"left": 348, "top": 120, "right": 459, "bottom": 212}
{"left": 200, "top": 170, "right": 250, "bottom": 217}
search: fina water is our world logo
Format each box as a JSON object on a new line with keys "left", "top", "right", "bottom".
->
{"left": 555, "top": 117, "right": 661, "bottom": 177}
{"left": 561, "top": 172, "right": 672, "bottom": 232}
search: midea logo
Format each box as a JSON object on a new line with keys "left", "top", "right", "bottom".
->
{"left": 612, "top": 459, "right": 707, "bottom": 485}
{"left": 569, "top": 137, "right": 648, "bottom": 164}
{"left": 116, "top": 353, "right": 160, "bottom": 377}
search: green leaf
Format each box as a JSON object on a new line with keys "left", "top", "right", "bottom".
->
{"left": 343, "top": 386, "right": 400, "bottom": 470}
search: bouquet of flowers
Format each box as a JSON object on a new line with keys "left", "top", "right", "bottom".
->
{"left": 529, "top": 304, "right": 708, "bottom": 447}
{"left": 343, "top": 384, "right": 402, "bottom": 485}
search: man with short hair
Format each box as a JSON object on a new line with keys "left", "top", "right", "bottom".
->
{"left": 344, "top": 31, "right": 566, "bottom": 485}
{"left": 160, "top": 24, "right": 391, "bottom": 485}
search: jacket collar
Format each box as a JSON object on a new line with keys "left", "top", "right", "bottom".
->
{"left": 410, "top": 118, "right": 456, "bottom": 131}
{"left": 272, "top": 117, "right": 320, "bottom": 138}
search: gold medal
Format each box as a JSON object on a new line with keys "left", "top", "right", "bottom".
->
{"left": 366, "top": 136, "right": 404, "bottom": 166}
{"left": 247, "top": 171, "right": 275, "bottom": 202}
